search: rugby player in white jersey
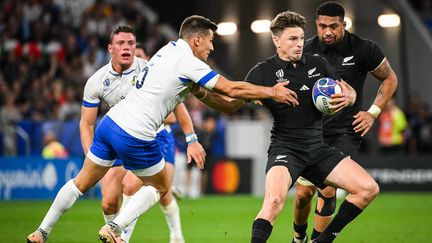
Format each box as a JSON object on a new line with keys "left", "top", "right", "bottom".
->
{"left": 28, "top": 25, "right": 199, "bottom": 243}
{"left": 26, "top": 15, "right": 298, "bottom": 243}
{"left": 120, "top": 42, "right": 189, "bottom": 243}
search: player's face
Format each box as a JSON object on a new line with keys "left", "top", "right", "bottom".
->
{"left": 195, "top": 30, "right": 214, "bottom": 62}
{"left": 316, "top": 15, "right": 345, "bottom": 46}
{"left": 273, "top": 27, "right": 304, "bottom": 62}
{"left": 109, "top": 32, "right": 136, "bottom": 70}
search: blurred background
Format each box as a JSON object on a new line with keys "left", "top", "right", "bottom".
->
{"left": 0, "top": 0, "right": 431, "bottom": 200}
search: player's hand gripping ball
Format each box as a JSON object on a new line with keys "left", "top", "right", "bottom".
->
{"left": 312, "top": 77, "right": 341, "bottom": 115}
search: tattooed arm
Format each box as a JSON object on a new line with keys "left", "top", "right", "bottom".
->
{"left": 370, "top": 58, "right": 398, "bottom": 109}
{"left": 353, "top": 58, "right": 398, "bottom": 136}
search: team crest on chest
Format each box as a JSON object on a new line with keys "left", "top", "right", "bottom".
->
{"left": 342, "top": 56, "right": 355, "bottom": 66}
{"left": 103, "top": 79, "right": 111, "bottom": 91}
{"left": 307, "top": 67, "right": 320, "bottom": 78}
{"left": 275, "top": 69, "right": 288, "bottom": 82}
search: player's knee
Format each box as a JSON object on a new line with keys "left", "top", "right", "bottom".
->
{"left": 101, "top": 198, "right": 121, "bottom": 214}
{"left": 157, "top": 185, "right": 169, "bottom": 198}
{"left": 355, "top": 178, "right": 379, "bottom": 203}
{"left": 364, "top": 179, "right": 380, "bottom": 201}
{"left": 123, "top": 182, "right": 139, "bottom": 196}
{"left": 295, "top": 187, "right": 315, "bottom": 208}
{"left": 315, "top": 191, "right": 336, "bottom": 216}
{"left": 267, "top": 194, "right": 286, "bottom": 212}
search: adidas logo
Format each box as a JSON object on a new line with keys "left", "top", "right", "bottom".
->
{"left": 308, "top": 67, "right": 320, "bottom": 78}
{"left": 300, "top": 85, "right": 309, "bottom": 91}
{"left": 342, "top": 56, "right": 355, "bottom": 66}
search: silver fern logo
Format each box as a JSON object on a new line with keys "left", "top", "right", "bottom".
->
{"left": 308, "top": 67, "right": 320, "bottom": 78}
{"left": 342, "top": 56, "right": 355, "bottom": 66}
{"left": 275, "top": 69, "right": 287, "bottom": 82}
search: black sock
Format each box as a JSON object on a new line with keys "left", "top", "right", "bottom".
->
{"left": 314, "top": 200, "right": 362, "bottom": 242}
{"left": 311, "top": 228, "right": 321, "bottom": 240}
{"left": 251, "top": 218, "right": 273, "bottom": 243}
{"left": 293, "top": 222, "right": 308, "bottom": 239}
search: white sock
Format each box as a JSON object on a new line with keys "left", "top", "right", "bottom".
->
{"left": 161, "top": 198, "right": 183, "bottom": 239}
{"left": 121, "top": 195, "right": 138, "bottom": 242}
{"left": 39, "top": 180, "right": 83, "bottom": 234}
{"left": 103, "top": 212, "right": 119, "bottom": 224}
{"left": 113, "top": 186, "right": 160, "bottom": 230}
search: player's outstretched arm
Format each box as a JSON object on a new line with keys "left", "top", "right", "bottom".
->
{"left": 79, "top": 106, "right": 98, "bottom": 154}
{"left": 212, "top": 76, "right": 299, "bottom": 106}
{"left": 173, "top": 103, "right": 206, "bottom": 169}
{"left": 191, "top": 84, "right": 246, "bottom": 113}
{"left": 353, "top": 58, "right": 398, "bottom": 136}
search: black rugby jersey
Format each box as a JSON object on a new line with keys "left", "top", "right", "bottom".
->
{"left": 304, "top": 31, "right": 385, "bottom": 134}
{"left": 245, "top": 54, "right": 337, "bottom": 148}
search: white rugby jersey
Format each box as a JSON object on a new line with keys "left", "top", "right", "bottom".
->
{"left": 107, "top": 39, "right": 220, "bottom": 140}
{"left": 82, "top": 57, "right": 147, "bottom": 108}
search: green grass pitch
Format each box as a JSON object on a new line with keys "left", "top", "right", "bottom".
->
{"left": 2, "top": 193, "right": 431, "bottom": 242}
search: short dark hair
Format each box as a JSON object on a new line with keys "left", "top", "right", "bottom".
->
{"left": 110, "top": 25, "right": 135, "bottom": 43}
{"left": 179, "top": 15, "right": 218, "bottom": 39}
{"left": 316, "top": 2, "right": 345, "bottom": 21}
{"left": 270, "top": 11, "right": 306, "bottom": 36}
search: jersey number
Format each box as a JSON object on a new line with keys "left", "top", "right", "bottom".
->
{"left": 136, "top": 66, "right": 149, "bottom": 89}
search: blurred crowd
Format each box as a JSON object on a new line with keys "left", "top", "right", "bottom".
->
{"left": 0, "top": 0, "right": 431, "bottom": 157}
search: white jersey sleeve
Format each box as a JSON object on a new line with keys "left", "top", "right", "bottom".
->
{"left": 82, "top": 65, "right": 108, "bottom": 107}
{"left": 178, "top": 55, "right": 219, "bottom": 91}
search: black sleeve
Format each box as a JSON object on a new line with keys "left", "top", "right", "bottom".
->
{"left": 362, "top": 40, "right": 385, "bottom": 71}
{"left": 245, "top": 64, "right": 262, "bottom": 85}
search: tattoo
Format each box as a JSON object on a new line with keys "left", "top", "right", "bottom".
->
{"left": 371, "top": 59, "right": 391, "bottom": 81}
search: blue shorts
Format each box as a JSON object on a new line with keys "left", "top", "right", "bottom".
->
{"left": 89, "top": 116, "right": 163, "bottom": 170}
{"left": 156, "top": 129, "right": 176, "bottom": 164}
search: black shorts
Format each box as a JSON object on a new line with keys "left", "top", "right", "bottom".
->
{"left": 266, "top": 144, "right": 346, "bottom": 189}
{"left": 324, "top": 133, "right": 361, "bottom": 159}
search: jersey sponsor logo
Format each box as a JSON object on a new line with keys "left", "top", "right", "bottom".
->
{"left": 342, "top": 56, "right": 355, "bottom": 66}
{"left": 307, "top": 67, "right": 320, "bottom": 78}
{"left": 300, "top": 85, "right": 310, "bottom": 91}
{"left": 275, "top": 69, "right": 288, "bottom": 82}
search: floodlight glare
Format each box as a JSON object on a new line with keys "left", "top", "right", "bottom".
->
{"left": 251, "top": 20, "right": 271, "bottom": 33}
{"left": 378, "top": 14, "right": 400, "bottom": 28}
{"left": 217, "top": 22, "right": 237, "bottom": 36}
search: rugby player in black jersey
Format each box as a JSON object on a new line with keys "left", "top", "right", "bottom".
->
{"left": 191, "top": 10, "right": 379, "bottom": 243}
{"left": 292, "top": 3, "right": 398, "bottom": 242}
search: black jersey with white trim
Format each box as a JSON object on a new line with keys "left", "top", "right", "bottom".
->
{"left": 304, "top": 31, "right": 385, "bottom": 134}
{"left": 245, "top": 53, "right": 337, "bottom": 149}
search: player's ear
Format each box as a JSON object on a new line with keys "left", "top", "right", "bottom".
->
{"left": 272, "top": 35, "right": 280, "bottom": 49}
{"left": 108, "top": 44, "right": 113, "bottom": 54}
{"left": 193, "top": 35, "right": 201, "bottom": 47}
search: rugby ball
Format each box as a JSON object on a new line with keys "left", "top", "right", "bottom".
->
{"left": 312, "top": 78, "right": 341, "bottom": 115}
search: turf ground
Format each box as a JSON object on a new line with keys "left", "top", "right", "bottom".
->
{"left": 2, "top": 193, "right": 431, "bottom": 242}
